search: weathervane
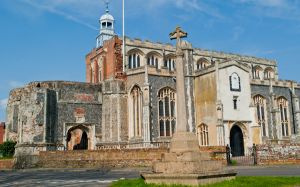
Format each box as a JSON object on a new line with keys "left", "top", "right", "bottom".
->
{"left": 105, "top": 0, "right": 109, "bottom": 13}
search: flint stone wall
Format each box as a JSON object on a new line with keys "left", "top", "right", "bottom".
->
{"left": 257, "top": 144, "right": 300, "bottom": 165}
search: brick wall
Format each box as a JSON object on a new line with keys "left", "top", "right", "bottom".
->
{"left": 0, "top": 159, "right": 14, "bottom": 170}
{"left": 85, "top": 36, "right": 124, "bottom": 84}
{"left": 199, "top": 146, "right": 227, "bottom": 162}
{"left": 0, "top": 122, "right": 5, "bottom": 144}
{"left": 257, "top": 144, "right": 300, "bottom": 165}
{"left": 37, "top": 148, "right": 168, "bottom": 169}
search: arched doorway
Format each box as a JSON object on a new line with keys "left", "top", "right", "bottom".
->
{"left": 67, "top": 126, "right": 89, "bottom": 150}
{"left": 72, "top": 131, "right": 88, "bottom": 150}
{"left": 230, "top": 125, "right": 244, "bottom": 156}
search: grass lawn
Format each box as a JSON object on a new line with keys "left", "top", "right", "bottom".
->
{"left": 111, "top": 177, "right": 300, "bottom": 187}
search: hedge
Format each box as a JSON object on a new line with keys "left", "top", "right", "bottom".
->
{"left": 0, "top": 141, "right": 17, "bottom": 158}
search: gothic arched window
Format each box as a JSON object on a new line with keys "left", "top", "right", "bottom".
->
{"left": 128, "top": 53, "right": 141, "bottom": 69}
{"left": 253, "top": 66, "right": 263, "bottom": 79}
{"left": 158, "top": 88, "right": 176, "bottom": 137}
{"left": 230, "top": 73, "right": 241, "bottom": 92}
{"left": 278, "top": 97, "right": 289, "bottom": 137}
{"left": 264, "top": 67, "right": 274, "bottom": 80}
{"left": 197, "top": 124, "right": 209, "bottom": 146}
{"left": 147, "top": 55, "right": 159, "bottom": 69}
{"left": 254, "top": 95, "right": 267, "bottom": 137}
{"left": 129, "top": 86, "right": 143, "bottom": 138}
{"left": 196, "top": 58, "right": 210, "bottom": 70}
{"left": 91, "top": 61, "right": 97, "bottom": 83}
{"left": 164, "top": 58, "right": 175, "bottom": 71}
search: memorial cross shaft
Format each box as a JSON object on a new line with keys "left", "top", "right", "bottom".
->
{"left": 170, "top": 26, "right": 188, "bottom": 132}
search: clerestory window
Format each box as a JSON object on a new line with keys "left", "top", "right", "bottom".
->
{"left": 128, "top": 53, "right": 141, "bottom": 69}
{"left": 164, "top": 58, "right": 176, "bottom": 71}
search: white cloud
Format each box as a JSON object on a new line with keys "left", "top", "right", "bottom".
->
{"left": 233, "top": 0, "right": 300, "bottom": 21}
{"left": 129, "top": 0, "right": 224, "bottom": 19}
{"left": 16, "top": 0, "right": 224, "bottom": 29}
{"left": 20, "top": 0, "right": 98, "bottom": 30}
{"left": 237, "top": 0, "right": 288, "bottom": 8}
{"left": 0, "top": 99, "right": 8, "bottom": 109}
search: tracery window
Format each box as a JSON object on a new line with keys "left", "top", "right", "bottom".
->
{"left": 129, "top": 86, "right": 143, "bottom": 138}
{"left": 128, "top": 53, "right": 141, "bottom": 69}
{"left": 254, "top": 95, "right": 267, "bottom": 137}
{"left": 164, "top": 58, "right": 175, "bottom": 71}
{"left": 158, "top": 88, "right": 176, "bottom": 137}
{"left": 278, "top": 97, "right": 289, "bottom": 137}
{"left": 197, "top": 124, "right": 209, "bottom": 146}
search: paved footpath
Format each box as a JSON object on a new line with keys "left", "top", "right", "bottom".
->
{"left": 233, "top": 165, "right": 300, "bottom": 177}
{"left": 0, "top": 168, "right": 145, "bottom": 187}
{"left": 0, "top": 166, "right": 299, "bottom": 187}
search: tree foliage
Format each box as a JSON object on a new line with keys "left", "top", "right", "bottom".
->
{"left": 0, "top": 141, "right": 17, "bottom": 158}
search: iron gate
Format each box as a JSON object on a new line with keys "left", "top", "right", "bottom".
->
{"left": 226, "top": 144, "right": 257, "bottom": 166}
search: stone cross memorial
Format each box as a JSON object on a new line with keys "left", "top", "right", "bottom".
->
{"left": 142, "top": 27, "right": 237, "bottom": 186}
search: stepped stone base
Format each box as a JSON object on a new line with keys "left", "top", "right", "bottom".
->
{"left": 142, "top": 171, "right": 236, "bottom": 186}
{"left": 153, "top": 160, "right": 223, "bottom": 174}
{"left": 142, "top": 131, "right": 237, "bottom": 186}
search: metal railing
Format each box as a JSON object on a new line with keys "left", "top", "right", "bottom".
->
{"left": 226, "top": 144, "right": 257, "bottom": 166}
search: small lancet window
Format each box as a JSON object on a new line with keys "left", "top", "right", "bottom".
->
{"left": 233, "top": 96, "right": 238, "bottom": 110}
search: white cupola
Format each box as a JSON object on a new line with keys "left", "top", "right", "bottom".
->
{"left": 96, "top": 2, "right": 115, "bottom": 48}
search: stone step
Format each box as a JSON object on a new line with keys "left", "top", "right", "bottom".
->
{"left": 162, "top": 152, "right": 210, "bottom": 162}
{"left": 142, "top": 170, "right": 237, "bottom": 186}
{"left": 153, "top": 160, "right": 223, "bottom": 174}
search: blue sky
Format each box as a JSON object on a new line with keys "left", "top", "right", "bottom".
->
{"left": 0, "top": 0, "right": 300, "bottom": 121}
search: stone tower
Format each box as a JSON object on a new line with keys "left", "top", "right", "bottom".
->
{"left": 96, "top": 2, "right": 115, "bottom": 48}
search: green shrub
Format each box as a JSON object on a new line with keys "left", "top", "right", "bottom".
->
{"left": 0, "top": 141, "right": 17, "bottom": 158}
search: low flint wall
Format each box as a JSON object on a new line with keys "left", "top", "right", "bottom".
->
{"left": 257, "top": 144, "right": 300, "bottom": 165}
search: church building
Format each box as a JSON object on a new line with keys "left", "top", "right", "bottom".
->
{"left": 4, "top": 6, "right": 300, "bottom": 159}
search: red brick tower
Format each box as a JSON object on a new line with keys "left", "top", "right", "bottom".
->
{"left": 0, "top": 122, "right": 5, "bottom": 144}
